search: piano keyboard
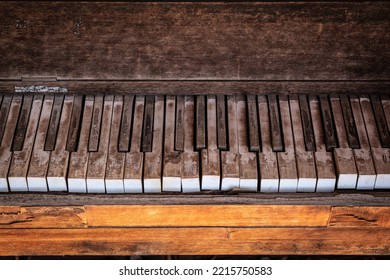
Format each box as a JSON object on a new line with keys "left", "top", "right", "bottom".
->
{"left": 0, "top": 93, "right": 389, "bottom": 193}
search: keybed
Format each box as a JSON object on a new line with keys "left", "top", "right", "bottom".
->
{"left": 0, "top": 93, "right": 389, "bottom": 193}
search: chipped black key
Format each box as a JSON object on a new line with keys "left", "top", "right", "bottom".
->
{"left": 246, "top": 95, "right": 260, "bottom": 152}
{"left": 195, "top": 95, "right": 206, "bottom": 150}
{"left": 216, "top": 95, "right": 228, "bottom": 151}
{"left": 298, "top": 95, "right": 315, "bottom": 151}
{"left": 66, "top": 95, "right": 84, "bottom": 152}
{"left": 0, "top": 95, "right": 12, "bottom": 146}
{"left": 175, "top": 95, "right": 185, "bottom": 152}
{"left": 12, "top": 95, "right": 33, "bottom": 151}
{"left": 268, "top": 94, "right": 283, "bottom": 152}
{"left": 45, "top": 94, "right": 64, "bottom": 151}
{"left": 118, "top": 95, "right": 134, "bottom": 152}
{"left": 339, "top": 95, "right": 360, "bottom": 149}
{"left": 142, "top": 95, "right": 155, "bottom": 152}
{"left": 319, "top": 95, "right": 338, "bottom": 151}
{"left": 370, "top": 95, "right": 390, "bottom": 148}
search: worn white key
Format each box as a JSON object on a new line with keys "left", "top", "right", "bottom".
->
{"left": 163, "top": 96, "right": 182, "bottom": 192}
{"left": 143, "top": 95, "right": 164, "bottom": 192}
{"left": 221, "top": 95, "right": 240, "bottom": 190}
{"left": 257, "top": 95, "right": 279, "bottom": 192}
{"left": 105, "top": 95, "right": 125, "bottom": 193}
{"left": 309, "top": 96, "right": 336, "bottom": 192}
{"left": 0, "top": 96, "right": 22, "bottom": 192}
{"left": 8, "top": 95, "right": 43, "bottom": 192}
{"left": 124, "top": 96, "right": 144, "bottom": 193}
{"left": 68, "top": 96, "right": 93, "bottom": 193}
{"left": 277, "top": 96, "right": 298, "bottom": 192}
{"left": 361, "top": 96, "right": 390, "bottom": 189}
{"left": 86, "top": 95, "right": 114, "bottom": 193}
{"left": 201, "top": 95, "right": 220, "bottom": 190}
{"left": 27, "top": 95, "right": 54, "bottom": 191}
{"left": 290, "top": 96, "right": 317, "bottom": 192}
{"left": 237, "top": 95, "right": 257, "bottom": 191}
{"left": 331, "top": 96, "right": 358, "bottom": 189}
{"left": 46, "top": 95, "right": 73, "bottom": 191}
{"left": 350, "top": 96, "right": 376, "bottom": 189}
{"left": 181, "top": 96, "right": 200, "bottom": 192}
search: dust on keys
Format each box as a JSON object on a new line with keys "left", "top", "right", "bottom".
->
{"left": 0, "top": 93, "right": 389, "bottom": 193}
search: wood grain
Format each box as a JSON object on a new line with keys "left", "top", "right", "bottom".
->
{"left": 0, "top": 2, "right": 389, "bottom": 81}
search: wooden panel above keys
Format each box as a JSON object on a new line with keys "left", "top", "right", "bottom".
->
{"left": 1, "top": 2, "right": 389, "bottom": 81}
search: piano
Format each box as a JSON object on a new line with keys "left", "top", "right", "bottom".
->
{"left": 0, "top": 1, "right": 389, "bottom": 256}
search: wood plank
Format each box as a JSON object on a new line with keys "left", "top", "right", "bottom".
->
{"left": 124, "top": 96, "right": 145, "bottom": 193}
{"left": 258, "top": 95, "right": 279, "bottom": 192}
{"left": 216, "top": 95, "right": 227, "bottom": 151}
{"left": 86, "top": 95, "right": 114, "bottom": 193}
{"left": 350, "top": 96, "right": 377, "bottom": 190}
{"left": 290, "top": 95, "right": 317, "bottom": 192}
{"left": 339, "top": 95, "right": 360, "bottom": 149}
{"left": 66, "top": 94, "right": 84, "bottom": 152}
{"left": 201, "top": 95, "right": 220, "bottom": 190}
{"left": 298, "top": 95, "right": 315, "bottom": 152}
{"left": 67, "top": 96, "right": 94, "bottom": 193}
{"left": 174, "top": 95, "right": 185, "bottom": 152}
{"left": 27, "top": 95, "right": 54, "bottom": 192}
{"left": 237, "top": 95, "right": 258, "bottom": 191}
{"left": 360, "top": 96, "right": 390, "bottom": 189}
{"left": 8, "top": 95, "right": 43, "bottom": 192}
{"left": 44, "top": 94, "right": 63, "bottom": 151}
{"left": 86, "top": 205, "right": 330, "bottom": 227}
{"left": 0, "top": 95, "right": 12, "bottom": 146}
{"left": 0, "top": 206, "right": 87, "bottom": 228}
{"left": 143, "top": 95, "right": 164, "bottom": 192}
{"left": 11, "top": 95, "right": 33, "bottom": 151}
{"left": 0, "top": 96, "right": 22, "bottom": 192}
{"left": 105, "top": 95, "right": 125, "bottom": 193}
{"left": 195, "top": 95, "right": 206, "bottom": 150}
{"left": 268, "top": 94, "right": 283, "bottom": 152}
{"left": 141, "top": 95, "right": 154, "bottom": 152}
{"left": 182, "top": 96, "right": 200, "bottom": 192}
{"left": 118, "top": 95, "right": 134, "bottom": 152}
{"left": 221, "top": 95, "right": 240, "bottom": 190}
{"left": 309, "top": 96, "right": 336, "bottom": 192}
{"left": 277, "top": 95, "right": 298, "bottom": 192}
{"left": 330, "top": 95, "right": 358, "bottom": 189}
{"left": 46, "top": 95, "right": 73, "bottom": 192}
{"left": 329, "top": 206, "right": 390, "bottom": 228}
{"left": 88, "top": 95, "right": 103, "bottom": 152}
{"left": 1, "top": 227, "right": 389, "bottom": 256}
{"left": 1, "top": 2, "right": 389, "bottom": 81}
{"left": 163, "top": 95, "right": 182, "bottom": 192}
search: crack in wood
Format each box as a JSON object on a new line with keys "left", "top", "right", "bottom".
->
{"left": 0, "top": 209, "right": 34, "bottom": 225}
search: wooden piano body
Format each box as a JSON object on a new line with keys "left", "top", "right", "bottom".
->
{"left": 0, "top": 1, "right": 390, "bottom": 256}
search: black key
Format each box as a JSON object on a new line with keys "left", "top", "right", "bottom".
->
{"left": 88, "top": 95, "right": 104, "bottom": 152}
{"left": 142, "top": 95, "right": 154, "bottom": 152}
{"left": 0, "top": 95, "right": 12, "bottom": 146}
{"left": 195, "top": 95, "right": 206, "bottom": 150}
{"left": 66, "top": 95, "right": 84, "bottom": 152}
{"left": 118, "top": 95, "right": 134, "bottom": 152}
{"left": 370, "top": 95, "right": 390, "bottom": 148}
{"left": 298, "top": 95, "right": 316, "bottom": 151}
{"left": 246, "top": 95, "right": 260, "bottom": 152}
{"left": 339, "top": 95, "right": 360, "bottom": 149}
{"left": 216, "top": 95, "right": 227, "bottom": 151}
{"left": 319, "top": 95, "right": 338, "bottom": 151}
{"left": 12, "top": 95, "right": 33, "bottom": 151}
{"left": 268, "top": 94, "right": 283, "bottom": 152}
{"left": 175, "top": 95, "right": 185, "bottom": 152}
{"left": 44, "top": 94, "right": 64, "bottom": 151}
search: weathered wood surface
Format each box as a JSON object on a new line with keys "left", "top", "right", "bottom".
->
{"left": 0, "top": 2, "right": 389, "bottom": 81}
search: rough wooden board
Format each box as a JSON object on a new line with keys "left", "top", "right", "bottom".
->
{"left": 0, "top": 227, "right": 389, "bottom": 256}
{"left": 0, "top": 206, "right": 87, "bottom": 228}
{"left": 329, "top": 206, "right": 390, "bottom": 228}
{"left": 1, "top": 2, "right": 389, "bottom": 81}
{"left": 85, "top": 205, "right": 330, "bottom": 227}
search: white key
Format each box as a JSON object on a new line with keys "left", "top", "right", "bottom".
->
{"left": 46, "top": 95, "right": 73, "bottom": 191}
{"left": 86, "top": 95, "right": 114, "bottom": 193}
{"left": 290, "top": 96, "right": 317, "bottom": 192}
{"left": 162, "top": 96, "right": 182, "bottom": 192}
{"left": 0, "top": 96, "right": 22, "bottom": 192}
{"left": 182, "top": 96, "right": 200, "bottom": 192}
{"left": 27, "top": 95, "right": 54, "bottom": 192}
{"left": 201, "top": 95, "right": 220, "bottom": 190}
{"left": 68, "top": 96, "right": 93, "bottom": 193}
{"left": 105, "top": 95, "right": 126, "bottom": 193}
{"left": 124, "top": 96, "right": 144, "bottom": 193}
{"left": 221, "top": 95, "right": 240, "bottom": 190}
{"left": 8, "top": 95, "right": 43, "bottom": 192}
{"left": 258, "top": 95, "right": 279, "bottom": 192}
{"left": 277, "top": 95, "right": 298, "bottom": 192}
